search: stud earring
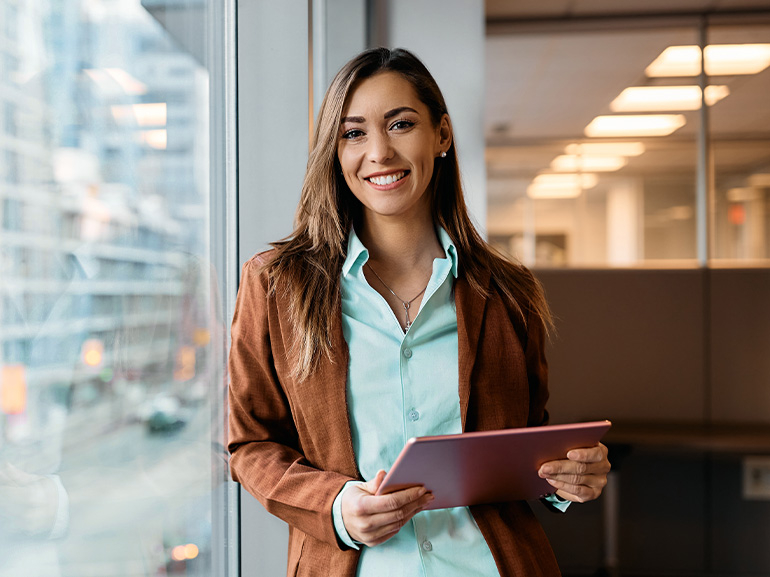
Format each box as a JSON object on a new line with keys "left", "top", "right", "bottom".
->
{"left": 440, "top": 151, "right": 447, "bottom": 158}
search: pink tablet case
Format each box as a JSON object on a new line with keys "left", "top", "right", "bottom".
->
{"left": 375, "top": 420, "right": 611, "bottom": 510}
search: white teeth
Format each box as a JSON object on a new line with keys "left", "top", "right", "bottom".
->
{"left": 369, "top": 171, "right": 405, "bottom": 185}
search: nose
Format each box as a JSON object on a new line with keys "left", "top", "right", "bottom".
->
{"left": 367, "top": 130, "right": 394, "bottom": 163}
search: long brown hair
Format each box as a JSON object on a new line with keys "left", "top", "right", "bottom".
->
{"left": 262, "top": 47, "right": 552, "bottom": 381}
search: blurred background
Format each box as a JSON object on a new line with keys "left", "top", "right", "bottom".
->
{"left": 1, "top": 1, "right": 769, "bottom": 576}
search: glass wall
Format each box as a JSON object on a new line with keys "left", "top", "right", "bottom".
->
{"left": 710, "top": 23, "right": 770, "bottom": 264}
{"left": 0, "top": 0, "right": 233, "bottom": 575}
{"left": 486, "top": 20, "right": 770, "bottom": 268}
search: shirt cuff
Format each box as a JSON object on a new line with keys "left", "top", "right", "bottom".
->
{"left": 332, "top": 480, "right": 364, "bottom": 550}
{"left": 543, "top": 492, "right": 571, "bottom": 512}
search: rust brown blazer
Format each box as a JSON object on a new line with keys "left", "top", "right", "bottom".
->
{"left": 228, "top": 253, "right": 562, "bottom": 577}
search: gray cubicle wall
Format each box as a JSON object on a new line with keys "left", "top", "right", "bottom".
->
{"left": 532, "top": 268, "right": 770, "bottom": 576}
{"left": 535, "top": 268, "right": 770, "bottom": 427}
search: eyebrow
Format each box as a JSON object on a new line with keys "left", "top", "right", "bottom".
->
{"left": 340, "top": 106, "right": 419, "bottom": 125}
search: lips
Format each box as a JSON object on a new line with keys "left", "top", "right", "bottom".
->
{"left": 366, "top": 170, "right": 408, "bottom": 186}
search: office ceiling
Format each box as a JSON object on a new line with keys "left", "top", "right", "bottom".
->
{"left": 486, "top": 0, "right": 770, "bottom": 20}
{"left": 483, "top": 2, "right": 770, "bottom": 204}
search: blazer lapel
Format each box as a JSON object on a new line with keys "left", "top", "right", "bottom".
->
{"left": 455, "top": 271, "right": 490, "bottom": 431}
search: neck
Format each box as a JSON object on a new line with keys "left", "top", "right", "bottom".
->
{"left": 357, "top": 210, "right": 443, "bottom": 274}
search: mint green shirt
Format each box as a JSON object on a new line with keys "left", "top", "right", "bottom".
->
{"left": 332, "top": 227, "right": 566, "bottom": 576}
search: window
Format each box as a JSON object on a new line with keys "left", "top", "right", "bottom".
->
{"left": 0, "top": 2, "right": 235, "bottom": 575}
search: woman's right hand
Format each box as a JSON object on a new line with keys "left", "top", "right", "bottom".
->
{"left": 341, "top": 470, "right": 433, "bottom": 547}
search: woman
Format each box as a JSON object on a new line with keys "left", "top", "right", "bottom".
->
{"left": 228, "top": 47, "right": 610, "bottom": 576}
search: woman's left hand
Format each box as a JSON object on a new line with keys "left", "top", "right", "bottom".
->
{"left": 537, "top": 442, "right": 611, "bottom": 503}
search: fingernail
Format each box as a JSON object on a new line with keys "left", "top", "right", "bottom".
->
{"left": 547, "top": 478, "right": 557, "bottom": 486}
{"left": 540, "top": 467, "right": 551, "bottom": 476}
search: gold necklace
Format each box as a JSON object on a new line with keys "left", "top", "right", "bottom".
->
{"left": 365, "top": 263, "right": 428, "bottom": 331}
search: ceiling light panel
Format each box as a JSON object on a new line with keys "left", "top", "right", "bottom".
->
{"left": 610, "top": 85, "right": 729, "bottom": 112}
{"left": 646, "top": 44, "right": 770, "bottom": 77}
{"left": 585, "top": 114, "right": 686, "bottom": 137}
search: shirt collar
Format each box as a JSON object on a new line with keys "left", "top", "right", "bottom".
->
{"left": 342, "top": 228, "right": 370, "bottom": 278}
{"left": 342, "top": 226, "right": 459, "bottom": 279}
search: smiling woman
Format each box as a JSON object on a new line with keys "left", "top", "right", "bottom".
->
{"left": 227, "top": 47, "right": 610, "bottom": 577}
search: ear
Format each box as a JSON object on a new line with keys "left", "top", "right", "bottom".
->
{"left": 436, "top": 113, "right": 453, "bottom": 156}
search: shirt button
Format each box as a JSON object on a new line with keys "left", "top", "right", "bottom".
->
{"left": 422, "top": 539, "right": 433, "bottom": 552}
{"left": 403, "top": 348, "right": 413, "bottom": 359}
{"left": 408, "top": 409, "right": 420, "bottom": 421}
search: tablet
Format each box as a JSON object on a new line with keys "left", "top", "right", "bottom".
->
{"left": 375, "top": 420, "right": 611, "bottom": 510}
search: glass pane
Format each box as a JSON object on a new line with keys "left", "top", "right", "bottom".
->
{"left": 710, "top": 23, "right": 770, "bottom": 265}
{"left": 486, "top": 27, "right": 700, "bottom": 267}
{"left": 0, "top": 1, "right": 231, "bottom": 576}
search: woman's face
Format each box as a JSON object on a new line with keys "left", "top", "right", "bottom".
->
{"left": 337, "top": 71, "right": 450, "bottom": 225}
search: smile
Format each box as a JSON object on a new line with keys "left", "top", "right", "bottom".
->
{"left": 366, "top": 171, "right": 408, "bottom": 186}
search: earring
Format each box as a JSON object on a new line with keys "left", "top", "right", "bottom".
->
{"left": 440, "top": 151, "right": 447, "bottom": 158}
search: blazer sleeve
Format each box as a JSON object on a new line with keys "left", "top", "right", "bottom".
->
{"left": 227, "top": 257, "right": 353, "bottom": 548}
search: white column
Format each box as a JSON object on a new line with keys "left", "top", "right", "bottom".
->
{"left": 607, "top": 180, "right": 642, "bottom": 266}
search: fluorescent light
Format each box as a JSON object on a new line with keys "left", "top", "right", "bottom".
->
{"left": 551, "top": 154, "right": 627, "bottom": 172}
{"left": 610, "top": 85, "right": 729, "bottom": 111}
{"left": 142, "top": 129, "right": 167, "bottom": 149}
{"left": 111, "top": 103, "right": 167, "bottom": 126}
{"left": 565, "top": 142, "right": 646, "bottom": 157}
{"left": 527, "top": 173, "right": 598, "bottom": 199}
{"left": 646, "top": 44, "right": 770, "bottom": 77}
{"left": 585, "top": 114, "right": 686, "bottom": 137}
{"left": 132, "top": 103, "right": 166, "bottom": 126}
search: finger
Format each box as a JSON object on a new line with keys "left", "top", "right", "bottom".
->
{"left": 360, "top": 470, "right": 387, "bottom": 495}
{"left": 548, "top": 480, "right": 595, "bottom": 503}
{"left": 539, "top": 459, "right": 589, "bottom": 478}
{"left": 547, "top": 476, "right": 606, "bottom": 502}
{"left": 566, "top": 444, "right": 607, "bottom": 463}
{"left": 358, "top": 484, "right": 428, "bottom": 516}
{"left": 355, "top": 492, "right": 434, "bottom": 545}
{"left": 540, "top": 455, "right": 610, "bottom": 478}
{"left": 358, "top": 490, "right": 433, "bottom": 531}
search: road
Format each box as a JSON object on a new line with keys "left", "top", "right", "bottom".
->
{"left": 56, "top": 401, "right": 217, "bottom": 577}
